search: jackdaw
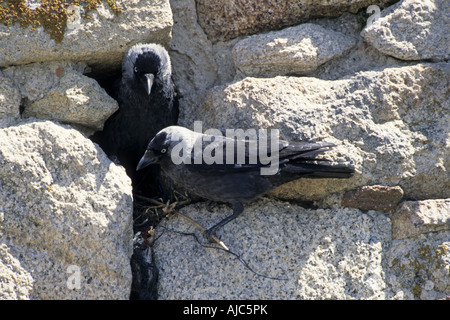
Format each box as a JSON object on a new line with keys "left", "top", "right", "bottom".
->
{"left": 92, "top": 43, "right": 178, "bottom": 193}
{"left": 136, "top": 126, "right": 355, "bottom": 240}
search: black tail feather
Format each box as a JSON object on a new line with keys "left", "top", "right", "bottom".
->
{"left": 280, "top": 142, "right": 335, "bottom": 159}
{"left": 284, "top": 162, "right": 355, "bottom": 178}
{"left": 269, "top": 161, "right": 355, "bottom": 187}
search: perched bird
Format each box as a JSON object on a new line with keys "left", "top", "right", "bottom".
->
{"left": 92, "top": 43, "right": 178, "bottom": 193}
{"left": 136, "top": 126, "right": 355, "bottom": 240}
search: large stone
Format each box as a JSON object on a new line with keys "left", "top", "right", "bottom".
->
{"left": 0, "top": 0, "right": 173, "bottom": 70}
{"left": 361, "top": 0, "right": 450, "bottom": 61}
{"left": 179, "top": 63, "right": 450, "bottom": 201}
{"left": 392, "top": 199, "right": 450, "bottom": 239}
{"left": 1, "top": 61, "right": 118, "bottom": 131}
{"left": 154, "top": 200, "right": 450, "bottom": 300}
{"left": 154, "top": 199, "right": 393, "bottom": 299}
{"left": 195, "top": 0, "right": 397, "bottom": 42}
{"left": 232, "top": 23, "right": 357, "bottom": 78}
{"left": 0, "top": 120, "right": 133, "bottom": 299}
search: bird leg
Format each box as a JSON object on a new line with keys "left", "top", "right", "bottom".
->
{"left": 204, "top": 201, "right": 244, "bottom": 243}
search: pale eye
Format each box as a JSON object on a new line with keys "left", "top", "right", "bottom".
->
{"left": 134, "top": 66, "right": 138, "bottom": 73}
{"left": 160, "top": 148, "right": 167, "bottom": 154}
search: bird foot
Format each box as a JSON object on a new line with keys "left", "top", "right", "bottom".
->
{"left": 203, "top": 227, "right": 230, "bottom": 251}
{"left": 203, "top": 227, "right": 218, "bottom": 243}
{"left": 205, "top": 200, "right": 218, "bottom": 212}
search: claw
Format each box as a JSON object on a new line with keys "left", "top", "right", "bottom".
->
{"left": 162, "top": 199, "right": 178, "bottom": 215}
{"left": 203, "top": 227, "right": 218, "bottom": 243}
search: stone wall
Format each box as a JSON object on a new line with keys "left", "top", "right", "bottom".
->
{"left": 0, "top": 0, "right": 448, "bottom": 299}
{"left": 0, "top": 0, "right": 174, "bottom": 300}
{"left": 162, "top": 0, "right": 449, "bottom": 300}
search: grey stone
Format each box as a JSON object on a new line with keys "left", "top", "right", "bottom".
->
{"left": 195, "top": 0, "right": 397, "bottom": 42}
{"left": 2, "top": 61, "right": 118, "bottom": 131}
{"left": 297, "top": 13, "right": 400, "bottom": 80}
{"left": 0, "top": 243, "right": 34, "bottom": 300}
{"left": 0, "top": 0, "right": 173, "bottom": 70}
{"left": 313, "top": 38, "right": 409, "bottom": 81}
{"left": 155, "top": 199, "right": 393, "bottom": 299}
{"left": 392, "top": 199, "right": 450, "bottom": 239}
{"left": 233, "top": 23, "right": 357, "bottom": 78}
{"left": 169, "top": 0, "right": 239, "bottom": 99}
{"left": 361, "top": 0, "right": 450, "bottom": 61}
{"left": 154, "top": 200, "right": 450, "bottom": 300}
{"left": 169, "top": 0, "right": 218, "bottom": 97}
{"left": 0, "top": 120, "right": 133, "bottom": 299}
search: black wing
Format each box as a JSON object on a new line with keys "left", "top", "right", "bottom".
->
{"left": 184, "top": 135, "right": 338, "bottom": 175}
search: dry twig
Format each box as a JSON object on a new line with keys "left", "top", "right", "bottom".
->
{"left": 134, "top": 194, "right": 229, "bottom": 251}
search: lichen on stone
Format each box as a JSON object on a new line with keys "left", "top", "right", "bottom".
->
{"left": 0, "top": 0, "right": 122, "bottom": 43}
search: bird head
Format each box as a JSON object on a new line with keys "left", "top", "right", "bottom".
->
{"left": 122, "top": 43, "right": 173, "bottom": 97}
{"left": 136, "top": 126, "right": 197, "bottom": 171}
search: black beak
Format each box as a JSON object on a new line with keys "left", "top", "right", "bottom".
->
{"left": 136, "top": 149, "right": 159, "bottom": 171}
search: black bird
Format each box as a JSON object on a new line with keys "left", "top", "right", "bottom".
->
{"left": 136, "top": 126, "right": 355, "bottom": 240}
{"left": 92, "top": 43, "right": 178, "bottom": 193}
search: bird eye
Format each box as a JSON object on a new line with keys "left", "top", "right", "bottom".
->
{"left": 134, "top": 66, "right": 138, "bottom": 73}
{"left": 160, "top": 148, "right": 167, "bottom": 154}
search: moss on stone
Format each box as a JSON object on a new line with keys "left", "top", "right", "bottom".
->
{"left": 0, "top": 0, "right": 122, "bottom": 43}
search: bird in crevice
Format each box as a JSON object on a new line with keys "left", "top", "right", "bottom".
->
{"left": 136, "top": 126, "right": 355, "bottom": 241}
{"left": 92, "top": 43, "right": 179, "bottom": 196}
